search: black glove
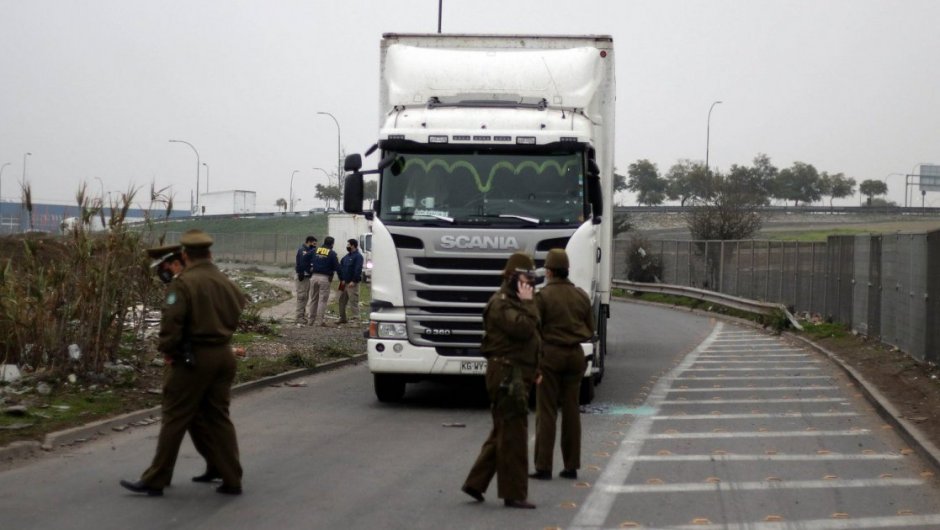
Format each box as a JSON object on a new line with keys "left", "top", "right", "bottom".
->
{"left": 297, "top": 273, "right": 304, "bottom": 281}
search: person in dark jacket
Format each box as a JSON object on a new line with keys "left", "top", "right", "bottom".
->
{"left": 121, "top": 229, "right": 247, "bottom": 497}
{"left": 530, "top": 248, "right": 595, "bottom": 481}
{"left": 307, "top": 236, "right": 340, "bottom": 326}
{"left": 462, "top": 252, "right": 540, "bottom": 509}
{"left": 295, "top": 236, "right": 317, "bottom": 325}
{"left": 337, "top": 238, "right": 364, "bottom": 325}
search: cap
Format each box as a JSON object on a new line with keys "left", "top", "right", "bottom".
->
{"left": 180, "top": 229, "right": 214, "bottom": 249}
{"left": 145, "top": 244, "right": 182, "bottom": 269}
{"left": 502, "top": 251, "right": 536, "bottom": 276}
{"left": 545, "top": 248, "right": 569, "bottom": 269}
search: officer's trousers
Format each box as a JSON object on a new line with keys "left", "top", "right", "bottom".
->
{"left": 463, "top": 362, "right": 530, "bottom": 501}
{"left": 337, "top": 283, "right": 360, "bottom": 322}
{"left": 307, "top": 274, "right": 331, "bottom": 325}
{"left": 140, "top": 347, "right": 242, "bottom": 489}
{"left": 534, "top": 343, "right": 585, "bottom": 473}
{"left": 295, "top": 276, "right": 311, "bottom": 321}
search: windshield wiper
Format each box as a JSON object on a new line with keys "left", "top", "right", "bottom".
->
{"left": 498, "top": 214, "right": 540, "bottom": 225}
{"left": 424, "top": 213, "right": 455, "bottom": 223}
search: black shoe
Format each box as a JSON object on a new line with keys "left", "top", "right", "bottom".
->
{"left": 504, "top": 499, "right": 536, "bottom": 509}
{"left": 216, "top": 484, "right": 243, "bottom": 495}
{"left": 192, "top": 471, "right": 222, "bottom": 483}
{"left": 120, "top": 479, "right": 163, "bottom": 496}
{"left": 528, "top": 469, "right": 552, "bottom": 480}
{"left": 461, "top": 485, "right": 484, "bottom": 502}
{"left": 559, "top": 469, "right": 578, "bottom": 479}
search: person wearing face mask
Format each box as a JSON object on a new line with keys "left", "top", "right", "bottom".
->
{"left": 295, "top": 236, "right": 318, "bottom": 326}
{"left": 337, "top": 238, "right": 364, "bottom": 326}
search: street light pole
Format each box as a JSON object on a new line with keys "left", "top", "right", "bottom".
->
{"left": 705, "top": 100, "right": 722, "bottom": 175}
{"left": 202, "top": 162, "right": 210, "bottom": 193}
{"left": 0, "top": 162, "right": 10, "bottom": 205}
{"left": 316, "top": 111, "right": 342, "bottom": 194}
{"left": 289, "top": 169, "right": 300, "bottom": 212}
{"left": 168, "top": 139, "right": 200, "bottom": 212}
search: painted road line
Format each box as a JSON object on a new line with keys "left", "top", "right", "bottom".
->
{"left": 643, "top": 430, "right": 870, "bottom": 440}
{"left": 698, "top": 354, "right": 811, "bottom": 358}
{"left": 692, "top": 360, "right": 821, "bottom": 364}
{"left": 703, "top": 348, "right": 806, "bottom": 352}
{"left": 603, "top": 477, "right": 922, "bottom": 494}
{"left": 674, "top": 376, "right": 832, "bottom": 381}
{"left": 570, "top": 323, "right": 724, "bottom": 529}
{"left": 680, "top": 367, "right": 822, "bottom": 371}
{"left": 660, "top": 398, "right": 845, "bottom": 404}
{"left": 652, "top": 412, "right": 857, "bottom": 420}
{"left": 645, "top": 514, "right": 940, "bottom": 530}
{"left": 618, "top": 453, "right": 900, "bottom": 462}
{"left": 668, "top": 386, "right": 838, "bottom": 392}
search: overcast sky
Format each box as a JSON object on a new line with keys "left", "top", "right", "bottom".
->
{"left": 2, "top": 0, "right": 939, "bottom": 211}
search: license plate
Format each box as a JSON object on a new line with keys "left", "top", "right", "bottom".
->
{"left": 460, "top": 360, "right": 487, "bottom": 375}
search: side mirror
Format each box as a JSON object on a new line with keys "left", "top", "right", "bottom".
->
{"left": 344, "top": 173, "right": 364, "bottom": 214}
{"left": 588, "top": 159, "right": 600, "bottom": 177}
{"left": 588, "top": 175, "right": 603, "bottom": 225}
{"left": 344, "top": 154, "right": 363, "bottom": 172}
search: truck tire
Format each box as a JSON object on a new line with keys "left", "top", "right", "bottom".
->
{"left": 578, "top": 376, "right": 595, "bottom": 405}
{"left": 374, "top": 374, "right": 406, "bottom": 402}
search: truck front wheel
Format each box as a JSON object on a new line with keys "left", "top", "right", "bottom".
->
{"left": 374, "top": 374, "right": 406, "bottom": 402}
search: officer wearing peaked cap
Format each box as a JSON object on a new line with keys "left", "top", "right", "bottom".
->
{"left": 531, "top": 248, "right": 594, "bottom": 482}
{"left": 463, "top": 251, "right": 541, "bottom": 509}
{"left": 122, "top": 228, "right": 248, "bottom": 496}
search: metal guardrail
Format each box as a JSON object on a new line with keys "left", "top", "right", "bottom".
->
{"left": 612, "top": 279, "right": 803, "bottom": 331}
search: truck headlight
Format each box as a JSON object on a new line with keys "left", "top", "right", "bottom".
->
{"left": 377, "top": 322, "right": 407, "bottom": 339}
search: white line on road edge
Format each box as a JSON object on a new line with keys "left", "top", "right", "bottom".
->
{"left": 643, "top": 429, "right": 870, "bottom": 439}
{"left": 692, "top": 360, "right": 820, "bottom": 364}
{"left": 569, "top": 322, "right": 724, "bottom": 530}
{"left": 703, "top": 348, "right": 806, "bottom": 353}
{"left": 616, "top": 453, "right": 900, "bottom": 462}
{"left": 651, "top": 514, "right": 940, "bottom": 530}
{"left": 660, "top": 398, "right": 844, "bottom": 404}
{"left": 711, "top": 338, "right": 781, "bottom": 342}
{"left": 681, "top": 367, "right": 822, "bottom": 371}
{"left": 668, "top": 386, "right": 838, "bottom": 392}
{"left": 603, "top": 477, "right": 922, "bottom": 494}
{"left": 652, "top": 412, "right": 857, "bottom": 420}
{"left": 674, "top": 376, "right": 831, "bottom": 381}
{"left": 698, "top": 354, "right": 811, "bottom": 358}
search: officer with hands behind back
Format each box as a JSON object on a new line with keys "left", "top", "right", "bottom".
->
{"left": 462, "top": 252, "right": 541, "bottom": 509}
{"left": 121, "top": 229, "right": 247, "bottom": 497}
{"left": 337, "top": 238, "right": 364, "bottom": 326}
{"left": 530, "top": 248, "right": 595, "bottom": 481}
{"left": 295, "top": 236, "right": 317, "bottom": 325}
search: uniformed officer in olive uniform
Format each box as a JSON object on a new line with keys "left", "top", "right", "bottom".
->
{"left": 462, "top": 252, "right": 541, "bottom": 509}
{"left": 145, "top": 244, "right": 221, "bottom": 483}
{"left": 530, "top": 249, "right": 594, "bottom": 481}
{"left": 121, "top": 229, "right": 248, "bottom": 496}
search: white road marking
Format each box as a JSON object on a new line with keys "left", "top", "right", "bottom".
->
{"left": 660, "top": 398, "right": 844, "bottom": 404}
{"left": 617, "top": 452, "right": 900, "bottom": 462}
{"left": 571, "top": 323, "right": 724, "bottom": 528}
{"left": 643, "top": 429, "right": 869, "bottom": 439}
{"left": 642, "top": 514, "right": 940, "bottom": 530}
{"left": 681, "top": 367, "right": 822, "bottom": 371}
{"left": 668, "top": 386, "right": 837, "bottom": 392}
{"left": 692, "top": 360, "right": 820, "bottom": 364}
{"left": 652, "top": 412, "right": 857, "bottom": 420}
{"left": 674, "top": 375, "right": 831, "bottom": 381}
{"left": 603, "top": 477, "right": 922, "bottom": 493}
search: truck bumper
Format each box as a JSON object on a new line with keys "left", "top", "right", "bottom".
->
{"left": 367, "top": 339, "right": 596, "bottom": 377}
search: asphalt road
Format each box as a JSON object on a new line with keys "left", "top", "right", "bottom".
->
{"left": 2, "top": 301, "right": 939, "bottom": 529}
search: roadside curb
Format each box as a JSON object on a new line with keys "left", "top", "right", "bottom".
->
{"left": 0, "top": 353, "right": 366, "bottom": 465}
{"left": 787, "top": 333, "right": 940, "bottom": 475}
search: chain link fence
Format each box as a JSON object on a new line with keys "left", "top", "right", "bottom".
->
{"left": 616, "top": 231, "right": 940, "bottom": 363}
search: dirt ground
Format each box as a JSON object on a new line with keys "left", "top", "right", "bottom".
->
{"left": 807, "top": 330, "right": 940, "bottom": 450}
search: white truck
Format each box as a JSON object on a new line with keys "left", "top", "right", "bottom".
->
{"left": 342, "top": 33, "right": 614, "bottom": 403}
{"left": 197, "top": 190, "right": 256, "bottom": 216}
{"left": 326, "top": 213, "right": 373, "bottom": 281}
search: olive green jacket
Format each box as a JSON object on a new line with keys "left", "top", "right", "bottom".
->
{"left": 158, "top": 259, "right": 248, "bottom": 356}
{"left": 480, "top": 279, "right": 541, "bottom": 378}
{"left": 536, "top": 277, "right": 594, "bottom": 347}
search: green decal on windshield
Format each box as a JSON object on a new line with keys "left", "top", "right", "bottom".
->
{"left": 402, "top": 158, "right": 578, "bottom": 193}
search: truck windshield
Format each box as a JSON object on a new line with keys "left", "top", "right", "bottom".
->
{"left": 378, "top": 151, "right": 585, "bottom": 226}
